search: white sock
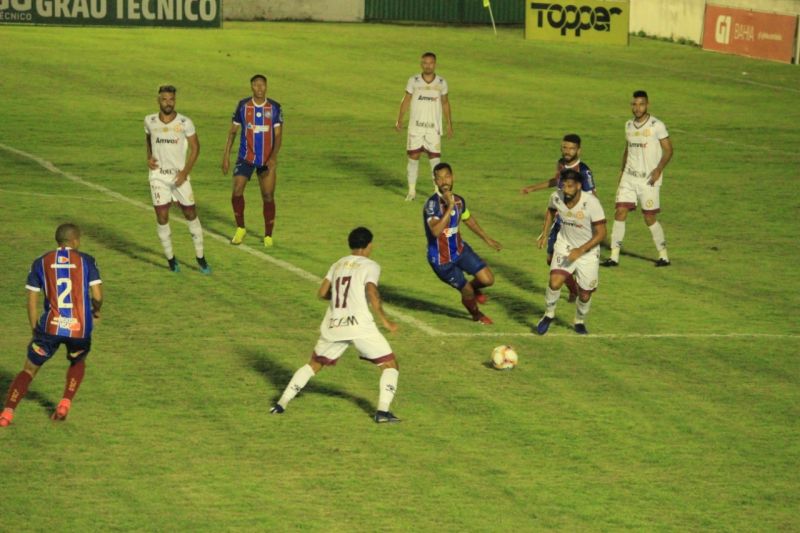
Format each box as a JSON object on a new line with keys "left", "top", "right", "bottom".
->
{"left": 575, "top": 298, "right": 592, "bottom": 324}
{"left": 406, "top": 158, "right": 419, "bottom": 193}
{"left": 544, "top": 286, "right": 561, "bottom": 317}
{"left": 187, "top": 218, "right": 204, "bottom": 258}
{"left": 610, "top": 220, "right": 625, "bottom": 262}
{"left": 277, "top": 364, "right": 316, "bottom": 409}
{"left": 648, "top": 222, "right": 668, "bottom": 259}
{"left": 377, "top": 367, "right": 399, "bottom": 412}
{"left": 156, "top": 223, "right": 173, "bottom": 260}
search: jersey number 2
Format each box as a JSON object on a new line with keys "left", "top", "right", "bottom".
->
{"left": 57, "top": 278, "right": 73, "bottom": 309}
{"left": 334, "top": 276, "right": 352, "bottom": 309}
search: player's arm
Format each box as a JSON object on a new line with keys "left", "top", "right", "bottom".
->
{"left": 567, "top": 221, "right": 607, "bottom": 262}
{"left": 317, "top": 278, "right": 332, "bottom": 300}
{"left": 222, "top": 123, "right": 240, "bottom": 175}
{"left": 145, "top": 134, "right": 158, "bottom": 170}
{"left": 27, "top": 290, "right": 39, "bottom": 331}
{"left": 537, "top": 208, "right": 556, "bottom": 249}
{"left": 176, "top": 133, "right": 199, "bottom": 186}
{"left": 366, "top": 282, "right": 397, "bottom": 333}
{"left": 619, "top": 143, "right": 628, "bottom": 183}
{"left": 266, "top": 124, "right": 282, "bottom": 171}
{"left": 395, "top": 92, "right": 412, "bottom": 131}
{"left": 90, "top": 284, "right": 103, "bottom": 319}
{"left": 521, "top": 177, "right": 558, "bottom": 195}
{"left": 441, "top": 93, "right": 454, "bottom": 137}
{"left": 648, "top": 137, "right": 673, "bottom": 186}
{"left": 464, "top": 215, "right": 502, "bottom": 251}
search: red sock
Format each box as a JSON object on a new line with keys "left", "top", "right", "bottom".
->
{"left": 565, "top": 274, "right": 579, "bottom": 297}
{"left": 461, "top": 297, "right": 480, "bottom": 318}
{"left": 4, "top": 371, "right": 33, "bottom": 409}
{"left": 263, "top": 200, "right": 276, "bottom": 236}
{"left": 63, "top": 360, "right": 85, "bottom": 401}
{"left": 232, "top": 195, "right": 245, "bottom": 227}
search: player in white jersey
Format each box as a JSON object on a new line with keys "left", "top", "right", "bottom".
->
{"left": 144, "top": 85, "right": 210, "bottom": 274}
{"left": 536, "top": 170, "right": 607, "bottom": 335}
{"left": 395, "top": 52, "right": 454, "bottom": 201}
{"left": 270, "top": 227, "right": 401, "bottom": 423}
{"left": 603, "top": 90, "right": 674, "bottom": 268}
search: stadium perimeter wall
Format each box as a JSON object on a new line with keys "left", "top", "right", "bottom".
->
{"left": 224, "top": 0, "right": 364, "bottom": 21}
{"left": 630, "top": 0, "right": 800, "bottom": 43}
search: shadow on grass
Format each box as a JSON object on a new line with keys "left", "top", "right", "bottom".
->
{"left": 599, "top": 242, "right": 657, "bottom": 265}
{"left": 330, "top": 154, "right": 406, "bottom": 195}
{"left": 71, "top": 219, "right": 167, "bottom": 270}
{"left": 0, "top": 369, "right": 57, "bottom": 416}
{"left": 239, "top": 347, "right": 374, "bottom": 417}
{"left": 380, "top": 284, "right": 468, "bottom": 320}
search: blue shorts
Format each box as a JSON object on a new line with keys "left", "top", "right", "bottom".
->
{"left": 547, "top": 216, "right": 562, "bottom": 256}
{"left": 27, "top": 331, "right": 91, "bottom": 366}
{"left": 429, "top": 244, "right": 487, "bottom": 290}
{"left": 233, "top": 159, "right": 270, "bottom": 180}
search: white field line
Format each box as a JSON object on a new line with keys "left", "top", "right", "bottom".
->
{"left": 0, "top": 142, "right": 444, "bottom": 337}
{"left": 438, "top": 332, "right": 800, "bottom": 339}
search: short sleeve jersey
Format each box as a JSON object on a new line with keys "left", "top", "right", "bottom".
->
{"left": 406, "top": 74, "right": 448, "bottom": 135}
{"left": 548, "top": 191, "right": 606, "bottom": 251}
{"left": 232, "top": 97, "right": 283, "bottom": 167}
{"left": 144, "top": 113, "right": 196, "bottom": 180}
{"left": 320, "top": 255, "right": 382, "bottom": 341}
{"left": 555, "top": 160, "right": 596, "bottom": 193}
{"left": 424, "top": 193, "right": 471, "bottom": 265}
{"left": 624, "top": 115, "right": 669, "bottom": 179}
{"left": 26, "top": 247, "right": 102, "bottom": 338}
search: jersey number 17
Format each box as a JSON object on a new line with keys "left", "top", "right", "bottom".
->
{"left": 334, "top": 276, "right": 352, "bottom": 309}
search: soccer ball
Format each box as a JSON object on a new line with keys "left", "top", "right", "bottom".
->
{"left": 491, "top": 345, "right": 518, "bottom": 370}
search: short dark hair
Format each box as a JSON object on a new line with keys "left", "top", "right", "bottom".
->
{"left": 421, "top": 52, "right": 437, "bottom": 61}
{"left": 633, "top": 90, "right": 648, "bottom": 99}
{"left": 433, "top": 162, "right": 452, "bottom": 177}
{"left": 158, "top": 85, "right": 176, "bottom": 94}
{"left": 562, "top": 133, "right": 581, "bottom": 146}
{"left": 560, "top": 169, "right": 583, "bottom": 183}
{"left": 348, "top": 227, "right": 373, "bottom": 250}
{"left": 250, "top": 74, "right": 267, "bottom": 84}
{"left": 55, "top": 223, "right": 80, "bottom": 245}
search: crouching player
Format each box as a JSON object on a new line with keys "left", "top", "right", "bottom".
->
{"left": 536, "top": 170, "right": 606, "bottom": 335}
{"left": 270, "top": 227, "right": 401, "bottom": 423}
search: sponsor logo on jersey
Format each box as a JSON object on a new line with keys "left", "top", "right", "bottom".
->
{"left": 328, "top": 316, "right": 359, "bottom": 328}
{"left": 247, "top": 124, "right": 271, "bottom": 133}
{"left": 529, "top": 2, "right": 622, "bottom": 36}
{"left": 415, "top": 120, "right": 436, "bottom": 129}
{"left": 31, "top": 342, "right": 47, "bottom": 356}
{"left": 58, "top": 256, "right": 69, "bottom": 264}
{"left": 51, "top": 317, "right": 80, "bottom": 330}
{"left": 156, "top": 138, "right": 179, "bottom": 144}
{"left": 417, "top": 95, "right": 439, "bottom": 102}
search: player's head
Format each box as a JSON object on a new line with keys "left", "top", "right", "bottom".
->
{"left": 560, "top": 169, "right": 583, "bottom": 201}
{"left": 631, "top": 90, "right": 649, "bottom": 119}
{"left": 55, "top": 223, "right": 81, "bottom": 248}
{"left": 433, "top": 162, "right": 454, "bottom": 194}
{"left": 561, "top": 134, "right": 582, "bottom": 163}
{"left": 157, "top": 85, "right": 177, "bottom": 115}
{"left": 250, "top": 74, "right": 267, "bottom": 99}
{"left": 348, "top": 227, "right": 373, "bottom": 253}
{"left": 420, "top": 52, "right": 437, "bottom": 75}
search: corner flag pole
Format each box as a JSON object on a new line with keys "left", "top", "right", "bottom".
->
{"left": 483, "top": 0, "right": 497, "bottom": 36}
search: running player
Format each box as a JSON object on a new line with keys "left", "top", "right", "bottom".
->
{"left": 425, "top": 163, "right": 501, "bottom": 324}
{"left": 395, "top": 52, "right": 454, "bottom": 201}
{"left": 520, "top": 133, "right": 596, "bottom": 301}
{"left": 536, "top": 170, "right": 606, "bottom": 335}
{"left": 270, "top": 227, "right": 401, "bottom": 423}
{"left": 145, "top": 84, "right": 210, "bottom": 274}
{"left": 603, "top": 90, "right": 674, "bottom": 267}
{"left": 222, "top": 74, "right": 284, "bottom": 248}
{"left": 1, "top": 224, "right": 103, "bottom": 427}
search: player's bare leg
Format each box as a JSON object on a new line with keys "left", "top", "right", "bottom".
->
{"left": 270, "top": 359, "right": 324, "bottom": 414}
{"left": 230, "top": 175, "right": 248, "bottom": 244}
{"left": 1, "top": 360, "right": 41, "bottom": 428}
{"left": 154, "top": 204, "right": 180, "bottom": 272}
{"left": 462, "top": 267, "right": 494, "bottom": 324}
{"left": 603, "top": 207, "right": 629, "bottom": 266}
{"left": 644, "top": 212, "right": 670, "bottom": 266}
{"left": 537, "top": 273, "right": 567, "bottom": 335}
{"left": 406, "top": 151, "right": 422, "bottom": 201}
{"left": 180, "top": 204, "right": 210, "bottom": 274}
{"left": 374, "top": 358, "right": 400, "bottom": 423}
{"left": 258, "top": 168, "right": 277, "bottom": 247}
{"left": 574, "top": 289, "right": 593, "bottom": 335}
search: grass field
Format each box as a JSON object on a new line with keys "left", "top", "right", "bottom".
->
{"left": 1, "top": 21, "right": 799, "bottom": 531}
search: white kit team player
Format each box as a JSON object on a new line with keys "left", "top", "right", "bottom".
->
{"left": 270, "top": 227, "right": 401, "bottom": 423}
{"left": 395, "top": 51, "right": 454, "bottom": 201}
{"left": 144, "top": 84, "right": 210, "bottom": 274}
{"left": 536, "top": 169, "right": 607, "bottom": 335}
{"left": 603, "top": 89, "right": 674, "bottom": 268}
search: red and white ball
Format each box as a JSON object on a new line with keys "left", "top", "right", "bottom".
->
{"left": 491, "top": 345, "right": 518, "bottom": 370}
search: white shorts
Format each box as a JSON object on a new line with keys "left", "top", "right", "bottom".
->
{"left": 149, "top": 174, "right": 195, "bottom": 207}
{"left": 407, "top": 128, "right": 441, "bottom": 157}
{"left": 615, "top": 172, "right": 661, "bottom": 214}
{"left": 312, "top": 330, "right": 395, "bottom": 366}
{"left": 550, "top": 243, "right": 600, "bottom": 292}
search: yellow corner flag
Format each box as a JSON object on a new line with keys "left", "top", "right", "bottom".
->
{"left": 483, "top": 0, "right": 490, "bottom": 6}
{"left": 482, "top": 0, "right": 497, "bottom": 36}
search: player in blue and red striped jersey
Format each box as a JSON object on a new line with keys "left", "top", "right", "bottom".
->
{"left": 222, "top": 74, "right": 284, "bottom": 248}
{"left": 424, "top": 163, "right": 502, "bottom": 324}
{"left": 0, "top": 224, "right": 103, "bottom": 428}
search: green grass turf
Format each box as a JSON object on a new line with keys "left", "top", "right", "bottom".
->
{"left": 0, "top": 21, "right": 799, "bottom": 531}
